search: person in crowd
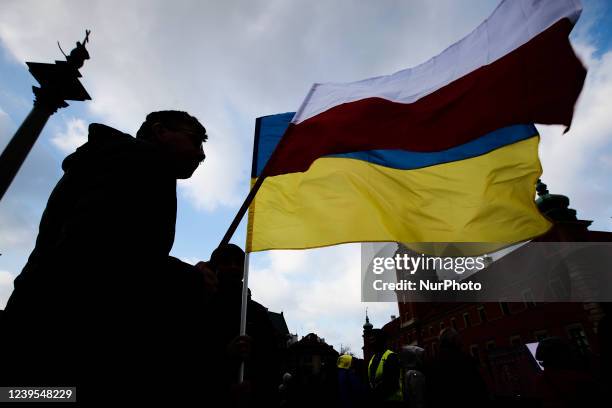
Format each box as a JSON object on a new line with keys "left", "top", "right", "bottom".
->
{"left": 534, "top": 336, "right": 602, "bottom": 407}
{"left": 279, "top": 372, "right": 295, "bottom": 407}
{"left": 398, "top": 345, "right": 427, "bottom": 408}
{"left": 337, "top": 354, "right": 368, "bottom": 408}
{"left": 366, "top": 329, "right": 403, "bottom": 406}
{"left": 596, "top": 303, "right": 612, "bottom": 388}
{"left": 207, "top": 243, "right": 281, "bottom": 406}
{"left": 426, "top": 328, "right": 489, "bottom": 408}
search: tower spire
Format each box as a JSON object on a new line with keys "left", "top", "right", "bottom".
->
{"left": 363, "top": 307, "right": 373, "bottom": 331}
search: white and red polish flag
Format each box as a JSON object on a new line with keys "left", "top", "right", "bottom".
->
{"left": 263, "top": 0, "right": 585, "bottom": 178}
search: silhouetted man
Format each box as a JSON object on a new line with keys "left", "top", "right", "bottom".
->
{"left": 1, "top": 111, "right": 216, "bottom": 401}
{"left": 207, "top": 243, "right": 280, "bottom": 406}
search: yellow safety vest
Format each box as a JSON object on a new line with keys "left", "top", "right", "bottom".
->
{"left": 368, "top": 350, "right": 403, "bottom": 401}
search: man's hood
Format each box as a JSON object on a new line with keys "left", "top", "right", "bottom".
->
{"left": 61, "top": 124, "right": 134, "bottom": 171}
{"left": 61, "top": 123, "right": 167, "bottom": 174}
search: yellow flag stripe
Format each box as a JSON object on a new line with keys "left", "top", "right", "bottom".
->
{"left": 247, "top": 136, "right": 551, "bottom": 253}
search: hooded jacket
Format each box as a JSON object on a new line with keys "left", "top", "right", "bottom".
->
{"left": 2, "top": 124, "right": 208, "bottom": 399}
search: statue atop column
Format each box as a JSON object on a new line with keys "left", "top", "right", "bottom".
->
{"left": 0, "top": 30, "right": 92, "bottom": 201}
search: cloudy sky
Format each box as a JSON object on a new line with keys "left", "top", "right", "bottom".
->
{"left": 1, "top": 0, "right": 611, "bottom": 357}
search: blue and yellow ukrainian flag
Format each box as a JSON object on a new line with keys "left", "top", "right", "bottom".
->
{"left": 246, "top": 113, "right": 551, "bottom": 253}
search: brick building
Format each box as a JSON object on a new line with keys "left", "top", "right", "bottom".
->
{"left": 363, "top": 181, "right": 611, "bottom": 397}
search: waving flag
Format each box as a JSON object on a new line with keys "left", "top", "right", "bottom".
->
{"left": 246, "top": 0, "right": 585, "bottom": 253}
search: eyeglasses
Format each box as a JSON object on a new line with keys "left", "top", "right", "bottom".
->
{"left": 166, "top": 126, "right": 207, "bottom": 146}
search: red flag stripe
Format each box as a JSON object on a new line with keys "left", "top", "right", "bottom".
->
{"left": 264, "top": 19, "right": 585, "bottom": 177}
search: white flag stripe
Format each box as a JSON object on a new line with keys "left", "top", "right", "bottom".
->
{"left": 292, "top": 0, "right": 582, "bottom": 125}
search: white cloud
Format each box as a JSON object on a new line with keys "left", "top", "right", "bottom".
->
{"left": 0, "top": 270, "right": 15, "bottom": 309}
{"left": 0, "top": 106, "right": 9, "bottom": 124}
{"left": 250, "top": 244, "right": 396, "bottom": 357}
{"left": 178, "top": 122, "right": 246, "bottom": 211}
{"left": 268, "top": 250, "right": 310, "bottom": 274}
{"left": 599, "top": 154, "right": 612, "bottom": 169}
{"left": 50, "top": 118, "right": 88, "bottom": 154}
{"left": 0, "top": 209, "right": 36, "bottom": 249}
{"left": 0, "top": 109, "right": 41, "bottom": 251}
{"left": 0, "top": 270, "right": 13, "bottom": 286}
{"left": 0, "top": 0, "right": 497, "bottom": 213}
{"left": 538, "top": 41, "right": 612, "bottom": 231}
{"left": 0, "top": 106, "right": 13, "bottom": 146}
{"left": 180, "top": 257, "right": 200, "bottom": 266}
